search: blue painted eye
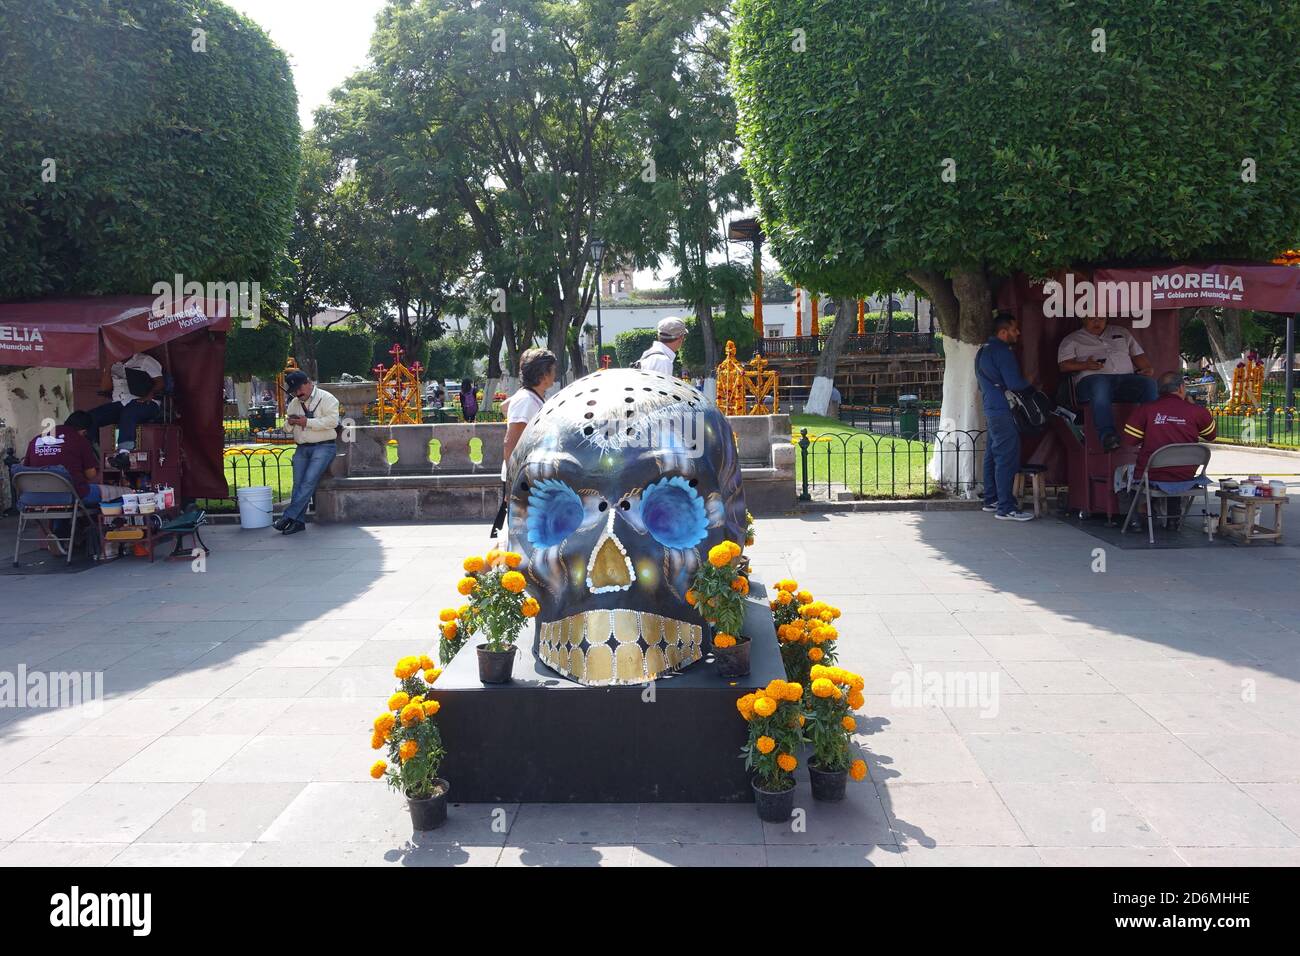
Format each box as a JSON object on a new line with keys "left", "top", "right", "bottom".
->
{"left": 641, "top": 477, "right": 707, "bottom": 550}
{"left": 526, "top": 480, "right": 584, "bottom": 549}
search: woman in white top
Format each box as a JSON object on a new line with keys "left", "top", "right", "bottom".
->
{"left": 494, "top": 349, "right": 559, "bottom": 545}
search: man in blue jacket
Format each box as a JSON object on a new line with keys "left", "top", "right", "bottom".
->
{"left": 975, "top": 313, "right": 1035, "bottom": 521}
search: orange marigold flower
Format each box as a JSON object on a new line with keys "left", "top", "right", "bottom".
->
{"left": 775, "top": 579, "right": 798, "bottom": 593}
{"left": 440, "top": 621, "right": 458, "bottom": 639}
{"left": 439, "top": 608, "right": 459, "bottom": 622}
{"left": 753, "top": 695, "right": 777, "bottom": 718}
{"left": 808, "top": 647, "right": 824, "bottom": 662}
{"left": 842, "top": 716, "right": 857, "bottom": 732}
{"left": 756, "top": 735, "right": 776, "bottom": 754}
{"left": 419, "top": 655, "right": 436, "bottom": 672}
{"left": 707, "top": 543, "right": 731, "bottom": 567}
{"left": 504, "top": 552, "right": 523, "bottom": 568}
{"left": 783, "top": 682, "right": 802, "bottom": 701}
{"left": 724, "top": 540, "right": 742, "bottom": 558}
{"left": 796, "top": 590, "right": 813, "bottom": 604}
{"left": 776, "top": 753, "right": 797, "bottom": 773}
{"left": 399, "top": 740, "right": 419, "bottom": 762}
{"left": 370, "top": 732, "right": 385, "bottom": 750}
{"left": 765, "top": 679, "right": 788, "bottom": 699}
{"left": 423, "top": 700, "right": 441, "bottom": 718}
{"left": 373, "top": 713, "right": 396, "bottom": 735}
{"left": 849, "top": 759, "right": 868, "bottom": 782}
{"left": 370, "top": 760, "right": 387, "bottom": 779}
{"left": 777, "top": 590, "right": 793, "bottom": 606}
{"left": 713, "top": 633, "right": 737, "bottom": 649}
{"left": 501, "top": 570, "right": 527, "bottom": 594}
{"left": 463, "top": 555, "right": 485, "bottom": 573}
{"left": 400, "top": 702, "right": 426, "bottom": 727}
{"left": 521, "top": 597, "right": 540, "bottom": 617}
{"left": 736, "top": 693, "right": 757, "bottom": 720}
{"left": 849, "top": 690, "right": 865, "bottom": 710}
{"left": 388, "top": 692, "right": 410, "bottom": 711}
{"left": 685, "top": 589, "right": 698, "bottom": 606}
{"left": 730, "top": 576, "right": 749, "bottom": 595}
{"left": 456, "top": 577, "right": 477, "bottom": 596}
{"left": 424, "top": 668, "right": 442, "bottom": 684}
{"left": 485, "top": 548, "right": 503, "bottom": 566}
{"left": 812, "top": 678, "right": 836, "bottom": 699}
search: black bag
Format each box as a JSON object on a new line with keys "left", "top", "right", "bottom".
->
{"left": 977, "top": 345, "right": 1052, "bottom": 435}
{"left": 125, "top": 366, "right": 154, "bottom": 398}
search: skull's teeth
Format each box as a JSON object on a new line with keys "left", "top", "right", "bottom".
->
{"left": 536, "top": 611, "right": 702, "bottom": 687}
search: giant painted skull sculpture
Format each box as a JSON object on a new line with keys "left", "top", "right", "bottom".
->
{"left": 507, "top": 368, "right": 747, "bottom": 686}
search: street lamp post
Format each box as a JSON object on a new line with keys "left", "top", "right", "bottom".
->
{"left": 589, "top": 238, "right": 606, "bottom": 372}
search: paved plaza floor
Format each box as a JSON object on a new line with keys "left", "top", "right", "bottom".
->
{"left": 1, "top": 502, "right": 1299, "bottom": 867}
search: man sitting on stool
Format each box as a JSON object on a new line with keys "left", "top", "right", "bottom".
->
{"left": 1057, "top": 315, "right": 1156, "bottom": 451}
{"left": 275, "top": 370, "right": 339, "bottom": 536}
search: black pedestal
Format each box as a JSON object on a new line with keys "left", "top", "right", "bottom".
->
{"left": 428, "top": 599, "right": 783, "bottom": 802}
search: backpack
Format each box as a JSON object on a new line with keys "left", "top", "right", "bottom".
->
{"left": 977, "top": 345, "right": 1053, "bottom": 435}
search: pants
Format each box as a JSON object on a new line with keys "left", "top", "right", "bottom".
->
{"left": 982, "top": 411, "right": 1021, "bottom": 515}
{"left": 89, "top": 399, "right": 161, "bottom": 449}
{"left": 283, "top": 442, "right": 336, "bottom": 524}
{"left": 83, "top": 484, "right": 134, "bottom": 505}
{"left": 1074, "top": 374, "right": 1157, "bottom": 436}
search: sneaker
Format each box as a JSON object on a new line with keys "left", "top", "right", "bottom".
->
{"left": 282, "top": 520, "right": 306, "bottom": 535}
{"left": 995, "top": 510, "right": 1035, "bottom": 522}
{"left": 981, "top": 504, "right": 998, "bottom": 513}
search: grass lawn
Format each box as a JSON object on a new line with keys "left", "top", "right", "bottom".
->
{"left": 790, "top": 414, "right": 937, "bottom": 498}
{"left": 197, "top": 444, "right": 296, "bottom": 511}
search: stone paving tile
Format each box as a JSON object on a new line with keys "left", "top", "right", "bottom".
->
{"left": 71, "top": 698, "right": 208, "bottom": 737}
{"left": 497, "top": 844, "right": 634, "bottom": 866}
{"left": 862, "top": 733, "right": 988, "bottom": 785}
{"left": 1128, "top": 693, "right": 1279, "bottom": 734}
{"left": 104, "top": 735, "right": 253, "bottom": 783}
{"left": 233, "top": 841, "right": 504, "bottom": 867}
{"left": 220, "top": 667, "right": 335, "bottom": 699}
{"left": 634, "top": 802, "right": 763, "bottom": 845}
{"left": 167, "top": 698, "right": 296, "bottom": 736}
{"left": 206, "top": 735, "right": 365, "bottom": 783}
{"left": 1117, "top": 783, "right": 1300, "bottom": 847}
{"left": 506, "top": 802, "right": 640, "bottom": 845}
{"left": 140, "top": 782, "right": 308, "bottom": 843}
{"left": 1175, "top": 733, "right": 1300, "bottom": 784}
{"left": 875, "top": 781, "right": 1030, "bottom": 847}
{"left": 1036, "top": 846, "right": 1186, "bottom": 866}
{"left": 16, "top": 782, "right": 197, "bottom": 843}
{"left": 0, "top": 782, "right": 90, "bottom": 840}
{"left": 895, "top": 845, "right": 1042, "bottom": 867}
{"left": 765, "top": 843, "right": 906, "bottom": 867}
{"left": 109, "top": 842, "right": 252, "bottom": 866}
{"left": 630, "top": 844, "right": 766, "bottom": 866}
{"left": 0, "top": 842, "right": 127, "bottom": 866}
{"left": 0, "top": 736, "right": 55, "bottom": 775}
{"left": 3, "top": 735, "right": 158, "bottom": 783}
{"left": 1070, "top": 733, "right": 1224, "bottom": 783}
{"left": 1000, "top": 661, "right": 1116, "bottom": 695}
{"left": 1174, "top": 847, "right": 1300, "bottom": 866}
{"left": 993, "top": 782, "right": 1164, "bottom": 847}
{"left": 963, "top": 733, "right": 1104, "bottom": 784}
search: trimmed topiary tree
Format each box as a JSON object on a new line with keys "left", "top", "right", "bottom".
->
{"left": 614, "top": 328, "right": 660, "bottom": 368}
{"left": 732, "top": 0, "right": 1300, "bottom": 475}
{"left": 316, "top": 329, "right": 375, "bottom": 382}
{"left": 0, "top": 0, "right": 300, "bottom": 299}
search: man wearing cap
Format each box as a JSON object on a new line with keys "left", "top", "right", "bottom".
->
{"left": 276, "top": 371, "right": 340, "bottom": 535}
{"left": 636, "top": 317, "right": 687, "bottom": 377}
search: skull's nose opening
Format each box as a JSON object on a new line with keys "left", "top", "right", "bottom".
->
{"left": 587, "top": 528, "right": 633, "bottom": 592}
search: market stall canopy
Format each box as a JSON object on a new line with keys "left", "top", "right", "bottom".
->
{"left": 1092, "top": 262, "right": 1300, "bottom": 314}
{"left": 0, "top": 295, "right": 233, "bottom": 369}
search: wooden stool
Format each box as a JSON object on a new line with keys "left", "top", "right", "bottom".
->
{"left": 1215, "top": 490, "right": 1288, "bottom": 545}
{"left": 1013, "top": 465, "right": 1049, "bottom": 518}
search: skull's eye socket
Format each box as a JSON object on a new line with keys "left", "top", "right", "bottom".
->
{"left": 641, "top": 476, "right": 708, "bottom": 550}
{"left": 525, "top": 480, "right": 584, "bottom": 549}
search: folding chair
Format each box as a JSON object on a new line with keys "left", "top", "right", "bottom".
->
{"left": 1121, "top": 443, "right": 1214, "bottom": 545}
{"left": 12, "top": 470, "right": 95, "bottom": 566}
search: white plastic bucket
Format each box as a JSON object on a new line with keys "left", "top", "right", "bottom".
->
{"left": 236, "top": 485, "right": 275, "bottom": 529}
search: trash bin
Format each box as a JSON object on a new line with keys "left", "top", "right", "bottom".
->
{"left": 898, "top": 394, "right": 920, "bottom": 440}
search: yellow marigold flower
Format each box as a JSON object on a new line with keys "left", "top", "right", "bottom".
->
{"left": 796, "top": 590, "right": 813, "bottom": 605}
{"left": 775, "top": 579, "right": 798, "bottom": 593}
{"left": 485, "top": 548, "right": 504, "bottom": 566}
{"left": 424, "top": 668, "right": 442, "bottom": 684}
{"left": 423, "top": 700, "right": 441, "bottom": 717}
{"left": 410, "top": 695, "right": 424, "bottom": 706}
{"left": 504, "top": 552, "right": 523, "bottom": 568}
{"left": 501, "top": 570, "right": 527, "bottom": 593}
{"left": 394, "top": 656, "right": 420, "bottom": 679}
{"left": 441, "top": 621, "right": 458, "bottom": 640}
{"left": 777, "top": 590, "right": 793, "bottom": 606}
{"left": 810, "top": 665, "right": 828, "bottom": 681}
{"left": 400, "top": 702, "right": 426, "bottom": 727}
{"left": 707, "top": 543, "right": 731, "bottom": 567}
{"left": 783, "top": 682, "right": 802, "bottom": 701}
{"left": 736, "top": 693, "right": 757, "bottom": 720}
{"left": 685, "top": 589, "right": 698, "bottom": 606}
{"left": 724, "top": 540, "right": 742, "bottom": 558}
{"left": 820, "top": 625, "right": 838, "bottom": 642}
{"left": 765, "top": 679, "right": 788, "bottom": 700}
{"left": 521, "top": 597, "right": 540, "bottom": 617}
{"left": 370, "top": 760, "right": 387, "bottom": 779}
{"left": 756, "top": 735, "right": 776, "bottom": 755}
{"left": 809, "top": 646, "right": 824, "bottom": 662}
{"left": 769, "top": 599, "right": 780, "bottom": 611}
{"left": 812, "top": 678, "right": 836, "bottom": 699}
{"left": 730, "top": 576, "right": 749, "bottom": 595}
{"left": 820, "top": 610, "right": 835, "bottom": 623}
{"left": 842, "top": 716, "right": 857, "bottom": 732}
{"left": 439, "top": 608, "right": 458, "bottom": 622}
{"left": 374, "top": 713, "right": 396, "bottom": 734}
{"left": 399, "top": 740, "right": 419, "bottom": 762}
{"left": 458, "top": 604, "right": 470, "bottom": 617}
{"left": 849, "top": 690, "right": 865, "bottom": 710}
{"left": 849, "top": 759, "right": 868, "bottom": 782}
{"left": 370, "top": 732, "right": 385, "bottom": 750}
{"left": 457, "top": 576, "right": 477, "bottom": 596}
{"left": 798, "top": 714, "right": 806, "bottom": 727}
{"left": 830, "top": 606, "right": 842, "bottom": 619}
{"left": 776, "top": 753, "right": 797, "bottom": 773}
{"left": 713, "top": 633, "right": 737, "bottom": 649}
{"left": 418, "top": 655, "right": 435, "bottom": 672}
{"left": 753, "top": 695, "right": 777, "bottom": 718}
{"left": 463, "top": 555, "right": 485, "bottom": 573}
{"left": 388, "top": 692, "right": 410, "bottom": 711}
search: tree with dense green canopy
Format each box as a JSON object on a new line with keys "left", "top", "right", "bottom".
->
{"left": 732, "top": 0, "right": 1300, "bottom": 457}
{"left": 0, "top": 0, "right": 300, "bottom": 300}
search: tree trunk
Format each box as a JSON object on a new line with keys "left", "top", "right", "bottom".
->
{"left": 546, "top": 312, "right": 570, "bottom": 383}
{"left": 486, "top": 315, "right": 505, "bottom": 381}
{"left": 234, "top": 380, "right": 252, "bottom": 418}
{"left": 804, "top": 297, "right": 855, "bottom": 416}
{"left": 908, "top": 268, "right": 992, "bottom": 491}
{"left": 1198, "top": 307, "right": 1244, "bottom": 369}
{"left": 291, "top": 325, "right": 318, "bottom": 380}
{"left": 697, "top": 297, "right": 718, "bottom": 400}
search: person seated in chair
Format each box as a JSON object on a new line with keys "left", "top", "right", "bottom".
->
{"left": 1121, "top": 371, "right": 1216, "bottom": 522}
{"left": 88, "top": 351, "right": 165, "bottom": 465}
{"left": 1057, "top": 315, "right": 1156, "bottom": 451}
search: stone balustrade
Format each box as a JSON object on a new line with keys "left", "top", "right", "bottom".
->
{"left": 315, "top": 415, "right": 794, "bottom": 522}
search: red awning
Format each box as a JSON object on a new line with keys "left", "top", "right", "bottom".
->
{"left": 0, "top": 295, "right": 233, "bottom": 369}
{"left": 1092, "top": 262, "right": 1300, "bottom": 313}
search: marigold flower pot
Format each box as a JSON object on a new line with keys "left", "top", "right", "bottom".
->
{"left": 407, "top": 779, "right": 450, "bottom": 830}
{"left": 752, "top": 778, "right": 795, "bottom": 822}
{"left": 476, "top": 643, "right": 516, "bottom": 684}
{"left": 712, "top": 634, "right": 751, "bottom": 679}
{"left": 808, "top": 761, "right": 848, "bottom": 801}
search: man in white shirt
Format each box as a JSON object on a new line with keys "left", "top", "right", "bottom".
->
{"left": 635, "top": 317, "right": 687, "bottom": 377}
{"left": 88, "top": 351, "right": 165, "bottom": 453}
{"left": 275, "top": 371, "right": 341, "bottom": 535}
{"left": 1057, "top": 315, "right": 1156, "bottom": 450}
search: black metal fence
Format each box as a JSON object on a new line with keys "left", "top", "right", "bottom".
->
{"left": 195, "top": 446, "right": 295, "bottom": 512}
{"left": 838, "top": 404, "right": 944, "bottom": 440}
{"left": 756, "top": 332, "right": 936, "bottom": 356}
{"left": 1210, "top": 405, "right": 1300, "bottom": 448}
{"left": 795, "top": 426, "right": 985, "bottom": 500}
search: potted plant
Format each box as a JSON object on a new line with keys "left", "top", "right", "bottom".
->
{"left": 688, "top": 539, "right": 751, "bottom": 678}
{"left": 454, "top": 549, "right": 540, "bottom": 683}
{"left": 437, "top": 601, "right": 477, "bottom": 665}
{"left": 371, "top": 654, "right": 449, "bottom": 829}
{"left": 737, "top": 679, "right": 805, "bottom": 821}
{"left": 804, "top": 664, "right": 869, "bottom": 801}
{"left": 770, "top": 581, "right": 842, "bottom": 686}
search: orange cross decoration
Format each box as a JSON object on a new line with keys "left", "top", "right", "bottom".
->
{"left": 715, "top": 341, "right": 779, "bottom": 415}
{"left": 372, "top": 344, "right": 424, "bottom": 424}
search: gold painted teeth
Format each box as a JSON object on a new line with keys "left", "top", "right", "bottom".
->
{"left": 537, "top": 610, "right": 703, "bottom": 687}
